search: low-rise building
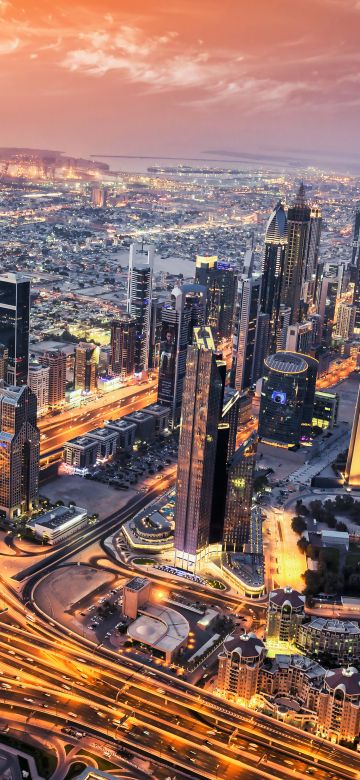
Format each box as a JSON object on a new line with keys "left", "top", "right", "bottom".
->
{"left": 122, "top": 577, "right": 152, "bottom": 619}
{"left": 296, "top": 618, "right": 360, "bottom": 666}
{"left": 123, "top": 410, "right": 156, "bottom": 443}
{"left": 104, "top": 418, "right": 137, "bottom": 450}
{"left": 142, "top": 403, "right": 170, "bottom": 435}
{"left": 63, "top": 436, "right": 98, "bottom": 469}
{"left": 87, "top": 427, "right": 118, "bottom": 459}
{"left": 28, "top": 505, "right": 88, "bottom": 544}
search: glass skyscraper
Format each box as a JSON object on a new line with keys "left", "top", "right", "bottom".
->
{"left": 127, "top": 243, "right": 154, "bottom": 373}
{"left": 281, "top": 184, "right": 311, "bottom": 324}
{"left": 0, "top": 272, "right": 30, "bottom": 386}
{"left": 195, "top": 256, "right": 236, "bottom": 340}
{"left": 260, "top": 202, "right": 287, "bottom": 353}
{"left": 0, "top": 384, "right": 39, "bottom": 519}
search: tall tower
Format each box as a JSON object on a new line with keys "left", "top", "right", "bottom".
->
{"left": 281, "top": 184, "right": 311, "bottom": 324}
{"left": 40, "top": 351, "right": 66, "bottom": 406}
{"left": 345, "top": 386, "right": 360, "bottom": 486}
{"left": 127, "top": 243, "right": 154, "bottom": 373}
{"left": 157, "top": 287, "right": 191, "bottom": 428}
{"left": 223, "top": 433, "right": 257, "bottom": 551}
{"left": 74, "top": 343, "right": 99, "bottom": 392}
{"left": 195, "top": 256, "right": 236, "bottom": 340}
{"left": 174, "top": 343, "right": 224, "bottom": 571}
{"left": 261, "top": 202, "right": 287, "bottom": 352}
{"left": 303, "top": 204, "right": 322, "bottom": 309}
{"left": 0, "top": 384, "right": 40, "bottom": 519}
{"left": 110, "top": 315, "right": 136, "bottom": 377}
{"left": 0, "top": 272, "right": 30, "bottom": 386}
{"left": 232, "top": 275, "right": 261, "bottom": 392}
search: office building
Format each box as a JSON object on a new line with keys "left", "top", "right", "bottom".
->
{"left": 217, "top": 633, "right": 266, "bottom": 703}
{"left": 312, "top": 391, "right": 339, "bottom": 430}
{"left": 318, "top": 668, "right": 360, "bottom": 743}
{"left": 149, "top": 297, "right": 163, "bottom": 370}
{"left": 28, "top": 361, "right": 50, "bottom": 415}
{"left": 123, "top": 410, "right": 156, "bottom": 443}
{"left": 122, "top": 576, "right": 151, "bottom": 619}
{"left": 74, "top": 342, "right": 99, "bottom": 392}
{"left": 91, "top": 185, "right": 107, "bottom": 208}
{"left": 63, "top": 436, "right": 98, "bottom": 469}
{"left": 221, "top": 390, "right": 242, "bottom": 459}
{"left": 317, "top": 273, "right": 341, "bottom": 348}
{"left": 0, "top": 345, "right": 8, "bottom": 383}
{"left": 334, "top": 303, "right": 356, "bottom": 341}
{"left": 143, "top": 403, "right": 170, "bottom": 436}
{"left": 345, "top": 385, "right": 360, "bottom": 486}
{"left": 266, "top": 587, "right": 305, "bottom": 644}
{"left": 303, "top": 204, "right": 322, "bottom": 308}
{"left": 223, "top": 433, "right": 257, "bottom": 551}
{"left": 276, "top": 304, "right": 292, "bottom": 350}
{"left": 351, "top": 204, "right": 360, "bottom": 333}
{"left": 127, "top": 242, "right": 154, "bottom": 373}
{"left": 252, "top": 312, "right": 270, "bottom": 383}
{"left": 281, "top": 184, "right": 311, "bottom": 324}
{"left": 182, "top": 283, "right": 207, "bottom": 335}
{"left": 28, "top": 505, "right": 88, "bottom": 545}
{"left": 195, "top": 256, "right": 236, "bottom": 340}
{"left": 104, "top": 418, "right": 136, "bottom": 451}
{"left": 285, "top": 321, "right": 314, "bottom": 355}
{"left": 157, "top": 287, "right": 192, "bottom": 428}
{"left": 0, "top": 385, "right": 39, "bottom": 519}
{"left": 0, "top": 272, "right": 30, "bottom": 386}
{"left": 87, "top": 427, "right": 118, "bottom": 460}
{"left": 40, "top": 350, "right": 66, "bottom": 406}
{"left": 209, "top": 422, "right": 229, "bottom": 547}
{"left": 296, "top": 618, "right": 360, "bottom": 666}
{"left": 261, "top": 201, "right": 287, "bottom": 352}
{"left": 232, "top": 275, "right": 261, "bottom": 392}
{"left": 110, "top": 315, "right": 136, "bottom": 377}
{"left": 174, "top": 343, "right": 224, "bottom": 571}
{"left": 258, "top": 351, "right": 318, "bottom": 447}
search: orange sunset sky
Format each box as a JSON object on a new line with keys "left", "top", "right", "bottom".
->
{"left": 1, "top": 0, "right": 359, "bottom": 165}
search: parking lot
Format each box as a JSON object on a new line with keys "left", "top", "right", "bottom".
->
{"left": 85, "top": 436, "right": 178, "bottom": 491}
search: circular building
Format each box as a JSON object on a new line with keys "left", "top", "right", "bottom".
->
{"left": 258, "top": 351, "right": 317, "bottom": 447}
{"left": 217, "top": 633, "right": 266, "bottom": 702}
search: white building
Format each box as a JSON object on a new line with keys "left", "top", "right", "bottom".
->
{"left": 28, "top": 362, "right": 50, "bottom": 415}
{"left": 28, "top": 505, "right": 88, "bottom": 544}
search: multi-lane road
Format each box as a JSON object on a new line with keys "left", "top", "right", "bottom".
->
{"left": 0, "top": 482, "right": 359, "bottom": 779}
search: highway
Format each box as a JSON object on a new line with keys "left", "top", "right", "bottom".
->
{"left": 0, "top": 484, "right": 357, "bottom": 779}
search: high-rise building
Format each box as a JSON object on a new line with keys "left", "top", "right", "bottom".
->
{"left": 195, "top": 256, "right": 236, "bottom": 340}
{"left": 281, "top": 184, "right": 311, "bottom": 324}
{"left": 345, "top": 385, "right": 360, "bottom": 486}
{"left": 252, "top": 312, "right": 270, "bottom": 383}
{"left": 174, "top": 343, "right": 224, "bottom": 571}
{"left": 0, "top": 384, "right": 39, "bottom": 519}
{"left": 217, "top": 633, "right": 266, "bottom": 703}
{"left": 351, "top": 203, "right": 360, "bottom": 268}
{"left": 302, "top": 205, "right": 322, "bottom": 308}
{"left": 74, "top": 342, "right": 99, "bottom": 392}
{"left": 223, "top": 433, "right": 257, "bottom": 551}
{"left": 182, "top": 283, "right": 207, "bottom": 337}
{"left": 266, "top": 587, "right": 305, "bottom": 644}
{"left": 40, "top": 350, "right": 66, "bottom": 406}
{"left": 0, "top": 272, "right": 30, "bottom": 386}
{"left": 277, "top": 304, "right": 292, "bottom": 350}
{"left": 335, "top": 302, "right": 356, "bottom": 341}
{"left": 318, "top": 668, "right": 360, "bottom": 743}
{"left": 285, "top": 320, "right": 314, "bottom": 354}
{"left": 0, "top": 344, "right": 8, "bottom": 383}
{"left": 232, "top": 275, "right": 261, "bottom": 392}
{"left": 127, "top": 243, "right": 154, "bottom": 373}
{"left": 110, "top": 315, "right": 136, "bottom": 377}
{"left": 157, "top": 287, "right": 191, "bottom": 428}
{"left": 91, "top": 185, "right": 107, "bottom": 208}
{"left": 258, "top": 351, "right": 318, "bottom": 447}
{"left": 28, "top": 361, "right": 50, "bottom": 415}
{"left": 148, "top": 298, "right": 163, "bottom": 370}
{"left": 261, "top": 202, "right": 287, "bottom": 352}
{"left": 221, "top": 389, "right": 242, "bottom": 459}
{"left": 317, "top": 273, "right": 342, "bottom": 348}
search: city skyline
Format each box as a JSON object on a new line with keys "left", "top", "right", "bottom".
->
{"left": 1, "top": 0, "right": 360, "bottom": 168}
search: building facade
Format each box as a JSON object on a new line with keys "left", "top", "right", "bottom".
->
{"left": 110, "top": 315, "right": 136, "bottom": 377}
{"left": 0, "top": 272, "right": 30, "bottom": 386}
{"left": 74, "top": 342, "right": 99, "bottom": 392}
{"left": 260, "top": 201, "right": 287, "bottom": 352}
{"left": 0, "top": 385, "right": 39, "bottom": 519}
{"left": 281, "top": 184, "right": 311, "bottom": 324}
{"left": 28, "top": 361, "right": 50, "bottom": 415}
{"left": 266, "top": 587, "right": 306, "bottom": 644}
{"left": 195, "top": 256, "right": 236, "bottom": 340}
{"left": 127, "top": 242, "right": 154, "bottom": 373}
{"left": 223, "top": 433, "right": 257, "bottom": 551}
{"left": 217, "top": 633, "right": 266, "bottom": 703}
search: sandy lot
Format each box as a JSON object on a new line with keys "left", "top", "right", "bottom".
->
{"left": 40, "top": 474, "right": 138, "bottom": 518}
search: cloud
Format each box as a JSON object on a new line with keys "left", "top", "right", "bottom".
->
{"left": 0, "top": 37, "right": 19, "bottom": 55}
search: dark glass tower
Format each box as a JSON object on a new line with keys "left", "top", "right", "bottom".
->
{"left": 174, "top": 343, "right": 224, "bottom": 571}
{"left": 0, "top": 384, "right": 39, "bottom": 519}
{"left": 110, "top": 315, "right": 136, "bottom": 377}
{"left": 0, "top": 272, "right": 30, "bottom": 386}
{"left": 232, "top": 275, "right": 261, "bottom": 391}
{"left": 223, "top": 433, "right": 257, "bottom": 551}
{"left": 351, "top": 205, "right": 360, "bottom": 333}
{"left": 157, "top": 287, "right": 191, "bottom": 428}
{"left": 127, "top": 243, "right": 154, "bottom": 373}
{"left": 261, "top": 202, "right": 287, "bottom": 352}
{"left": 281, "top": 184, "right": 311, "bottom": 324}
{"left": 195, "top": 256, "right": 236, "bottom": 340}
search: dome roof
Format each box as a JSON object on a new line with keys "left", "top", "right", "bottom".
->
{"left": 223, "top": 632, "right": 266, "bottom": 660}
{"left": 325, "top": 668, "right": 360, "bottom": 696}
{"left": 269, "top": 587, "right": 305, "bottom": 610}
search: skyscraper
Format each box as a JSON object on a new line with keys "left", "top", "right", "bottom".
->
{"left": 252, "top": 312, "right": 270, "bottom": 384}
{"left": 303, "top": 204, "right": 322, "bottom": 309}
{"left": 345, "top": 386, "right": 360, "bottom": 486}
{"left": 222, "top": 389, "right": 242, "bottom": 459}
{"left": 317, "top": 272, "right": 342, "bottom": 348}
{"left": 351, "top": 203, "right": 360, "bottom": 268}
{"left": 281, "top": 184, "right": 311, "bottom": 324}
{"left": 0, "top": 345, "right": 8, "bottom": 383}
{"left": 28, "top": 360, "right": 50, "bottom": 416}
{"left": 40, "top": 350, "right": 66, "bottom": 406}
{"left": 232, "top": 275, "right": 261, "bottom": 392}
{"left": 74, "top": 342, "right": 99, "bottom": 392}
{"left": 223, "top": 433, "right": 257, "bottom": 551}
{"left": 261, "top": 202, "right": 287, "bottom": 352}
{"left": 174, "top": 343, "right": 224, "bottom": 571}
{"left": 0, "top": 384, "right": 39, "bottom": 519}
{"left": 127, "top": 243, "right": 154, "bottom": 373}
{"left": 0, "top": 272, "right": 30, "bottom": 386}
{"left": 195, "top": 256, "right": 236, "bottom": 340}
{"left": 110, "top": 315, "right": 136, "bottom": 377}
{"left": 157, "top": 287, "right": 191, "bottom": 428}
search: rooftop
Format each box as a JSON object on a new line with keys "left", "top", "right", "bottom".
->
{"left": 30, "top": 505, "right": 86, "bottom": 530}
{"left": 125, "top": 576, "right": 150, "bottom": 592}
